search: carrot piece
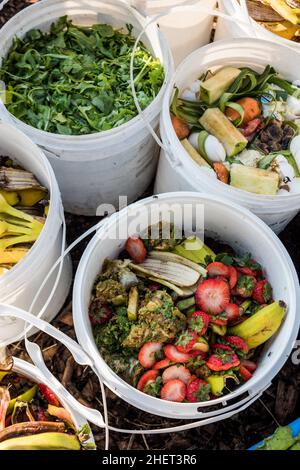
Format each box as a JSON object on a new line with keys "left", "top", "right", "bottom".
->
{"left": 225, "top": 97, "right": 261, "bottom": 125}
{"left": 171, "top": 114, "right": 190, "bottom": 140}
{"left": 213, "top": 162, "right": 229, "bottom": 184}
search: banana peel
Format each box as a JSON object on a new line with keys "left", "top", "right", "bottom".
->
{"left": 0, "top": 190, "right": 19, "bottom": 206}
{"left": 174, "top": 236, "right": 216, "bottom": 264}
{"left": 229, "top": 301, "right": 286, "bottom": 349}
{"left": 0, "top": 219, "right": 44, "bottom": 250}
{"left": 7, "top": 385, "right": 37, "bottom": 415}
{"left": 18, "top": 188, "right": 47, "bottom": 207}
{"left": 268, "top": 0, "right": 300, "bottom": 24}
{"left": 261, "top": 20, "right": 300, "bottom": 39}
{"left": 0, "top": 248, "right": 29, "bottom": 265}
{"left": 0, "top": 432, "right": 81, "bottom": 450}
{"left": 127, "top": 286, "right": 139, "bottom": 321}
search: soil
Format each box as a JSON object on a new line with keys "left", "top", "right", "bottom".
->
{"left": 1, "top": 0, "right": 300, "bottom": 450}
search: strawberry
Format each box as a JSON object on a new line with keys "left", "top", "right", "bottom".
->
{"left": 137, "top": 370, "right": 159, "bottom": 392}
{"left": 189, "top": 350, "right": 207, "bottom": 360}
{"left": 241, "top": 360, "right": 257, "bottom": 372}
{"left": 228, "top": 266, "right": 238, "bottom": 289}
{"left": 153, "top": 358, "right": 172, "bottom": 370}
{"left": 235, "top": 275, "right": 256, "bottom": 298}
{"left": 211, "top": 343, "right": 233, "bottom": 352}
{"left": 207, "top": 262, "right": 230, "bottom": 277}
{"left": 164, "top": 344, "right": 191, "bottom": 363}
{"left": 38, "top": 384, "right": 60, "bottom": 407}
{"left": 138, "top": 342, "right": 162, "bottom": 369}
{"left": 195, "top": 279, "right": 230, "bottom": 315}
{"left": 224, "top": 303, "right": 240, "bottom": 323}
{"left": 160, "top": 379, "right": 186, "bottom": 402}
{"left": 209, "top": 315, "right": 227, "bottom": 326}
{"left": 252, "top": 280, "right": 272, "bottom": 304}
{"left": 188, "top": 311, "right": 210, "bottom": 335}
{"left": 239, "top": 365, "right": 253, "bottom": 381}
{"left": 176, "top": 329, "right": 198, "bottom": 353}
{"left": 89, "top": 301, "right": 113, "bottom": 326}
{"left": 223, "top": 335, "right": 249, "bottom": 355}
{"left": 207, "top": 349, "right": 240, "bottom": 371}
{"left": 125, "top": 236, "right": 147, "bottom": 264}
{"left": 162, "top": 365, "right": 191, "bottom": 385}
{"left": 186, "top": 378, "right": 211, "bottom": 402}
{"left": 237, "top": 266, "right": 257, "bottom": 277}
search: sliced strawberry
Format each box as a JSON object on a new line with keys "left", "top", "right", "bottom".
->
{"left": 195, "top": 279, "right": 230, "bottom": 315}
{"left": 207, "top": 350, "right": 240, "bottom": 371}
{"left": 189, "top": 350, "right": 207, "bottom": 360}
{"left": 164, "top": 344, "right": 191, "bottom": 363}
{"left": 224, "top": 303, "right": 240, "bottom": 323}
{"left": 224, "top": 335, "right": 249, "bottom": 354}
{"left": 241, "top": 360, "right": 257, "bottom": 372}
{"left": 211, "top": 343, "right": 233, "bottom": 352}
{"left": 153, "top": 358, "right": 172, "bottom": 370}
{"left": 160, "top": 379, "right": 186, "bottom": 402}
{"left": 89, "top": 301, "right": 113, "bottom": 326}
{"left": 38, "top": 384, "right": 60, "bottom": 407}
{"left": 186, "top": 378, "right": 211, "bottom": 402}
{"left": 176, "top": 329, "right": 198, "bottom": 353}
{"left": 228, "top": 266, "right": 238, "bottom": 289}
{"left": 237, "top": 266, "right": 257, "bottom": 277}
{"left": 188, "top": 374, "right": 198, "bottom": 384}
{"left": 235, "top": 275, "right": 256, "bottom": 298}
{"left": 125, "top": 236, "right": 147, "bottom": 264}
{"left": 252, "top": 280, "right": 272, "bottom": 304}
{"left": 209, "top": 315, "right": 227, "bottom": 326}
{"left": 162, "top": 365, "right": 191, "bottom": 385}
{"left": 207, "top": 262, "right": 230, "bottom": 277}
{"left": 138, "top": 342, "right": 163, "bottom": 369}
{"left": 188, "top": 311, "right": 210, "bottom": 335}
{"left": 137, "top": 370, "right": 159, "bottom": 392}
{"left": 239, "top": 365, "right": 253, "bottom": 381}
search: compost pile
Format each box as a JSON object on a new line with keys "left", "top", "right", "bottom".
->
{"left": 2, "top": 0, "right": 300, "bottom": 451}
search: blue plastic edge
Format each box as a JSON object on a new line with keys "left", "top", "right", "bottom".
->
{"left": 249, "top": 418, "right": 300, "bottom": 450}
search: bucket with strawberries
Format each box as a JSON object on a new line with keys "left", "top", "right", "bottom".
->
{"left": 72, "top": 192, "right": 299, "bottom": 420}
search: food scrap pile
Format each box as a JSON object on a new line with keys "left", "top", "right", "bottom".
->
{"left": 171, "top": 64, "right": 300, "bottom": 195}
{"left": 89, "top": 225, "right": 286, "bottom": 403}
{"left": 0, "top": 156, "right": 48, "bottom": 276}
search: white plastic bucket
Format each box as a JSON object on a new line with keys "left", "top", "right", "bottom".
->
{"left": 7, "top": 357, "right": 94, "bottom": 447}
{"left": 131, "top": 0, "right": 217, "bottom": 66}
{"left": 154, "top": 38, "right": 300, "bottom": 234}
{"left": 0, "top": 123, "right": 72, "bottom": 345}
{"left": 72, "top": 192, "right": 299, "bottom": 419}
{"left": 215, "top": 0, "right": 300, "bottom": 51}
{"left": 0, "top": 0, "right": 172, "bottom": 215}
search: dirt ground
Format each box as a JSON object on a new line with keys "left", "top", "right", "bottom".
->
{"left": 1, "top": 0, "right": 300, "bottom": 450}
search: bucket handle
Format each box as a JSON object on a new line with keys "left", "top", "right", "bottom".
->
{"left": 0, "top": 305, "right": 106, "bottom": 429}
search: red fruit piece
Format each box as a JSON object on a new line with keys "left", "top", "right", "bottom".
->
{"left": 240, "top": 118, "right": 261, "bottom": 137}
{"left": 186, "top": 378, "right": 211, "bottom": 402}
{"left": 237, "top": 266, "right": 257, "bottom": 277}
{"left": 89, "top": 301, "right": 113, "bottom": 326}
{"left": 235, "top": 275, "right": 256, "bottom": 298}
{"left": 239, "top": 365, "right": 253, "bottom": 381}
{"left": 176, "top": 329, "right": 198, "bottom": 353}
{"left": 207, "top": 350, "right": 240, "bottom": 371}
{"left": 188, "top": 311, "right": 210, "bottom": 335}
{"left": 241, "top": 360, "right": 257, "bottom": 372}
{"left": 211, "top": 343, "right": 233, "bottom": 352}
{"left": 160, "top": 379, "right": 186, "bottom": 402}
{"left": 164, "top": 344, "right": 191, "bottom": 363}
{"left": 138, "top": 342, "right": 162, "bottom": 369}
{"left": 189, "top": 350, "right": 207, "bottom": 359}
{"left": 38, "top": 384, "right": 60, "bottom": 407}
{"left": 228, "top": 266, "right": 238, "bottom": 289}
{"left": 153, "top": 358, "right": 172, "bottom": 370}
{"left": 252, "top": 280, "right": 272, "bottom": 304}
{"left": 125, "top": 236, "right": 147, "bottom": 264}
{"left": 224, "top": 335, "right": 249, "bottom": 355}
{"left": 37, "top": 408, "right": 48, "bottom": 422}
{"left": 207, "top": 262, "right": 230, "bottom": 278}
{"left": 162, "top": 365, "right": 191, "bottom": 385}
{"left": 224, "top": 303, "right": 240, "bottom": 323}
{"left": 195, "top": 279, "right": 230, "bottom": 315}
{"left": 209, "top": 315, "right": 227, "bottom": 326}
{"left": 137, "top": 370, "right": 159, "bottom": 392}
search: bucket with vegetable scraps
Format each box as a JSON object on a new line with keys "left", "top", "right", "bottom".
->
{"left": 216, "top": 1, "right": 300, "bottom": 51}
{"left": 155, "top": 38, "right": 300, "bottom": 233}
{"left": 0, "top": 357, "right": 94, "bottom": 450}
{"left": 0, "top": 0, "right": 171, "bottom": 215}
{"left": 73, "top": 192, "right": 299, "bottom": 419}
{"left": 0, "top": 123, "right": 71, "bottom": 346}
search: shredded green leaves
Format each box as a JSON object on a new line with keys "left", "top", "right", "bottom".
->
{"left": 0, "top": 16, "right": 164, "bottom": 135}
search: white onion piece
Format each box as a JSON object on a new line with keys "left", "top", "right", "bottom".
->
{"left": 204, "top": 135, "right": 226, "bottom": 162}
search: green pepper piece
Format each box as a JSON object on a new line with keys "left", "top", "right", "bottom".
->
{"left": 176, "top": 296, "right": 195, "bottom": 311}
{"left": 7, "top": 385, "right": 37, "bottom": 415}
{"left": 207, "top": 375, "right": 225, "bottom": 396}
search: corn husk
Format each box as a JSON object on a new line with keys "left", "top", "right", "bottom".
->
{"left": 247, "top": 0, "right": 284, "bottom": 21}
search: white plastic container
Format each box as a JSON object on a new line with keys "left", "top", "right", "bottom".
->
{"left": 0, "top": 0, "right": 172, "bottom": 215}
{"left": 215, "top": 0, "right": 300, "bottom": 51}
{"left": 131, "top": 0, "right": 217, "bottom": 66}
{"left": 73, "top": 192, "right": 299, "bottom": 419}
{"left": 0, "top": 123, "right": 72, "bottom": 346}
{"left": 5, "top": 357, "right": 94, "bottom": 447}
{"left": 155, "top": 38, "right": 300, "bottom": 234}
